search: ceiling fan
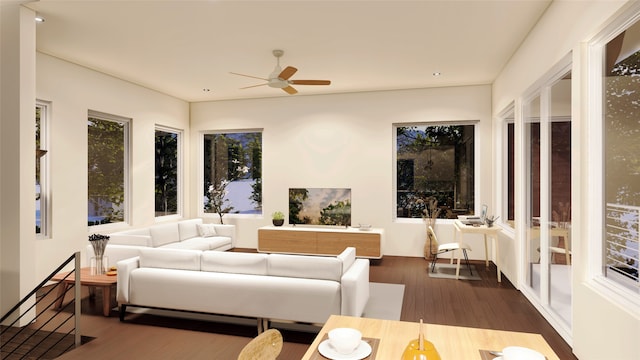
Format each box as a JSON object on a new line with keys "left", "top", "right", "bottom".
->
{"left": 230, "top": 49, "right": 331, "bottom": 95}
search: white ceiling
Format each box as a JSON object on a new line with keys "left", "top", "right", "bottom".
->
{"left": 26, "top": 0, "right": 552, "bottom": 103}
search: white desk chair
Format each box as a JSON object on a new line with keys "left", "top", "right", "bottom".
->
{"left": 427, "top": 225, "right": 473, "bottom": 279}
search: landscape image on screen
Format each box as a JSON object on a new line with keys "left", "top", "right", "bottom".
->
{"left": 289, "top": 188, "right": 351, "bottom": 226}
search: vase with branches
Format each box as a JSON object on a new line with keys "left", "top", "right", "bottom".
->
{"left": 89, "top": 233, "right": 110, "bottom": 275}
{"left": 421, "top": 196, "right": 441, "bottom": 260}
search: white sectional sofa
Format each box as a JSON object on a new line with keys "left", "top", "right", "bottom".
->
{"left": 87, "top": 218, "right": 235, "bottom": 265}
{"left": 116, "top": 247, "right": 370, "bottom": 328}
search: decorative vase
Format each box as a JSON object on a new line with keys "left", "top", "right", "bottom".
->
{"left": 272, "top": 219, "right": 284, "bottom": 226}
{"left": 424, "top": 218, "right": 437, "bottom": 260}
{"left": 90, "top": 255, "right": 109, "bottom": 275}
{"left": 89, "top": 234, "right": 110, "bottom": 275}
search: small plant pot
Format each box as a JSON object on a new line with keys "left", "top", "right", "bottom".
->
{"left": 272, "top": 219, "right": 284, "bottom": 226}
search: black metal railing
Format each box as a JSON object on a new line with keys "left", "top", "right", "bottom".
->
{"left": 1, "top": 252, "right": 81, "bottom": 359}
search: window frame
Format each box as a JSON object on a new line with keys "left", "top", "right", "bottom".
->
{"left": 154, "top": 125, "right": 183, "bottom": 220}
{"left": 587, "top": 2, "right": 640, "bottom": 315}
{"left": 36, "top": 100, "right": 51, "bottom": 238}
{"left": 198, "top": 129, "right": 264, "bottom": 220}
{"left": 87, "top": 110, "right": 131, "bottom": 229}
{"left": 498, "top": 103, "right": 516, "bottom": 232}
{"left": 393, "top": 121, "right": 480, "bottom": 223}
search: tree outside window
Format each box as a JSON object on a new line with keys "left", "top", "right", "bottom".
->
{"left": 203, "top": 132, "right": 262, "bottom": 220}
{"left": 155, "top": 129, "right": 180, "bottom": 217}
{"left": 396, "top": 124, "right": 475, "bottom": 219}
{"left": 88, "top": 113, "right": 128, "bottom": 226}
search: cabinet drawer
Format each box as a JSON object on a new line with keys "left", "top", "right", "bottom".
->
{"left": 316, "top": 232, "right": 381, "bottom": 257}
{"left": 258, "top": 229, "right": 317, "bottom": 254}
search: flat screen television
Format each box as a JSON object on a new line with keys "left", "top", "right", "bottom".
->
{"left": 289, "top": 188, "right": 351, "bottom": 226}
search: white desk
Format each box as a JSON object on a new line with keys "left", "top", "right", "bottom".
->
{"left": 453, "top": 220, "right": 503, "bottom": 282}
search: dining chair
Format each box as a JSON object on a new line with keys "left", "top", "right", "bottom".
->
{"left": 427, "top": 225, "right": 473, "bottom": 279}
{"left": 237, "top": 328, "right": 283, "bottom": 360}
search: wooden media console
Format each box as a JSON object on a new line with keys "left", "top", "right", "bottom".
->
{"left": 257, "top": 226, "right": 383, "bottom": 259}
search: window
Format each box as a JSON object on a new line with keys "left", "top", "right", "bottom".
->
{"left": 603, "top": 18, "right": 640, "bottom": 292}
{"left": 87, "top": 111, "right": 129, "bottom": 226}
{"left": 36, "top": 101, "right": 50, "bottom": 237}
{"left": 521, "top": 63, "right": 573, "bottom": 330}
{"left": 155, "top": 127, "right": 181, "bottom": 217}
{"left": 202, "top": 131, "right": 262, "bottom": 220}
{"left": 395, "top": 124, "right": 475, "bottom": 219}
{"left": 499, "top": 105, "right": 515, "bottom": 228}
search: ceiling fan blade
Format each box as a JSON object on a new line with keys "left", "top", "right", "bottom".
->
{"left": 278, "top": 66, "right": 298, "bottom": 80}
{"left": 282, "top": 86, "right": 298, "bottom": 95}
{"left": 290, "top": 80, "right": 331, "bottom": 86}
{"left": 240, "top": 83, "right": 268, "bottom": 89}
{"left": 229, "top": 72, "right": 269, "bottom": 81}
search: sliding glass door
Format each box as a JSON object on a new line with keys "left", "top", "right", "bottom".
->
{"left": 522, "top": 64, "right": 573, "bottom": 331}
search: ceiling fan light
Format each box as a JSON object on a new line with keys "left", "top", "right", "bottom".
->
{"left": 268, "top": 79, "right": 288, "bottom": 89}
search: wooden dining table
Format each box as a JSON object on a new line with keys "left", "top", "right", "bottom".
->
{"left": 301, "top": 315, "right": 560, "bottom": 360}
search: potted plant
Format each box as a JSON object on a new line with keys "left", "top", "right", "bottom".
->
{"left": 272, "top": 211, "right": 285, "bottom": 226}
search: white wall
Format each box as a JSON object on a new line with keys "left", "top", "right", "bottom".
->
{"left": 35, "top": 53, "right": 189, "bottom": 278}
{"left": 492, "top": 1, "right": 639, "bottom": 359}
{"left": 190, "top": 85, "right": 492, "bottom": 257}
{"left": 0, "top": 3, "right": 38, "bottom": 323}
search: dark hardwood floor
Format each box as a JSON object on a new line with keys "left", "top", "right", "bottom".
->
{"left": 35, "top": 253, "right": 576, "bottom": 359}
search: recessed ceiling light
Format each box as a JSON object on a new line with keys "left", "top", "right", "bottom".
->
{"left": 432, "top": 72, "right": 441, "bottom": 77}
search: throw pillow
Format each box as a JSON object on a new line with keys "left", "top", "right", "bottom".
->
{"left": 197, "top": 223, "right": 217, "bottom": 238}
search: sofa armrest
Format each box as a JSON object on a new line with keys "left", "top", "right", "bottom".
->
{"left": 213, "top": 224, "right": 236, "bottom": 248}
{"left": 116, "top": 256, "right": 140, "bottom": 304}
{"left": 340, "top": 258, "right": 370, "bottom": 317}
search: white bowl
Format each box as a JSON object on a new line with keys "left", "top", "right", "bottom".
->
{"left": 328, "top": 327, "right": 362, "bottom": 355}
{"left": 502, "top": 346, "right": 545, "bottom": 360}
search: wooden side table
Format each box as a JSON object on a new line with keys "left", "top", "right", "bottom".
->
{"left": 51, "top": 267, "right": 117, "bottom": 317}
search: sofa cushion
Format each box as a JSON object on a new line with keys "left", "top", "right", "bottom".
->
{"left": 268, "top": 253, "right": 342, "bottom": 281}
{"left": 201, "top": 251, "right": 268, "bottom": 275}
{"left": 149, "top": 222, "right": 180, "bottom": 247}
{"left": 178, "top": 218, "right": 203, "bottom": 241}
{"left": 139, "top": 248, "right": 201, "bottom": 271}
{"left": 161, "top": 241, "right": 210, "bottom": 251}
{"left": 196, "top": 223, "right": 218, "bottom": 238}
{"left": 108, "top": 234, "right": 151, "bottom": 247}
